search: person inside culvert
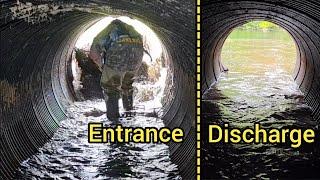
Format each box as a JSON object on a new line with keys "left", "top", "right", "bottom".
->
{"left": 89, "top": 19, "right": 150, "bottom": 118}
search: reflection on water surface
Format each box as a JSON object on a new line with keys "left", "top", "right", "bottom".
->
{"left": 15, "top": 100, "right": 180, "bottom": 179}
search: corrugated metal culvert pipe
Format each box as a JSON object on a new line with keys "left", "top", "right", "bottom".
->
{"left": 0, "top": 0, "right": 195, "bottom": 179}
{"left": 202, "top": 0, "right": 320, "bottom": 122}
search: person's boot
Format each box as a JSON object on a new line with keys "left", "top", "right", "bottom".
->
{"left": 122, "top": 92, "right": 133, "bottom": 117}
{"left": 106, "top": 94, "right": 120, "bottom": 119}
{"left": 123, "top": 94, "right": 133, "bottom": 111}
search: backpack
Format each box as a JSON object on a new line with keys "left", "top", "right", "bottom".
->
{"left": 101, "top": 21, "right": 144, "bottom": 71}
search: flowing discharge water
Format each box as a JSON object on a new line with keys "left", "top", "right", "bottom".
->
{"left": 202, "top": 29, "right": 320, "bottom": 179}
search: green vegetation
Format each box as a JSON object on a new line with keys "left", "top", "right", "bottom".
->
{"left": 222, "top": 23, "right": 297, "bottom": 74}
{"left": 238, "top": 21, "right": 281, "bottom": 31}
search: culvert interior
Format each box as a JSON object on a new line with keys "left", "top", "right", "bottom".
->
{"left": 202, "top": 0, "right": 320, "bottom": 122}
{"left": 0, "top": 1, "right": 195, "bottom": 179}
{"left": 201, "top": 1, "right": 320, "bottom": 178}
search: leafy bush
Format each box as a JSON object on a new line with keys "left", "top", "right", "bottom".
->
{"left": 239, "top": 21, "right": 280, "bottom": 31}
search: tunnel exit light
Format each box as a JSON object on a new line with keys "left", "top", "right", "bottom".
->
{"left": 75, "top": 16, "right": 163, "bottom": 65}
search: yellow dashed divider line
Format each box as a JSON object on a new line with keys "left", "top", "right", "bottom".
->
{"left": 196, "top": 0, "right": 201, "bottom": 179}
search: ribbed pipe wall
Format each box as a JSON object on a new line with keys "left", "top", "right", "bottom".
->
{"left": 0, "top": 1, "right": 195, "bottom": 179}
{"left": 202, "top": 0, "right": 320, "bottom": 122}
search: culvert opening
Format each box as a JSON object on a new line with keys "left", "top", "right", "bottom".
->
{"left": 219, "top": 21, "right": 300, "bottom": 97}
{"left": 70, "top": 16, "right": 171, "bottom": 116}
{"left": 221, "top": 21, "right": 297, "bottom": 75}
{"left": 202, "top": 20, "right": 320, "bottom": 179}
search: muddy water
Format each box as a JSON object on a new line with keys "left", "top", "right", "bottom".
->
{"left": 15, "top": 100, "right": 180, "bottom": 179}
{"left": 202, "top": 29, "right": 320, "bottom": 179}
